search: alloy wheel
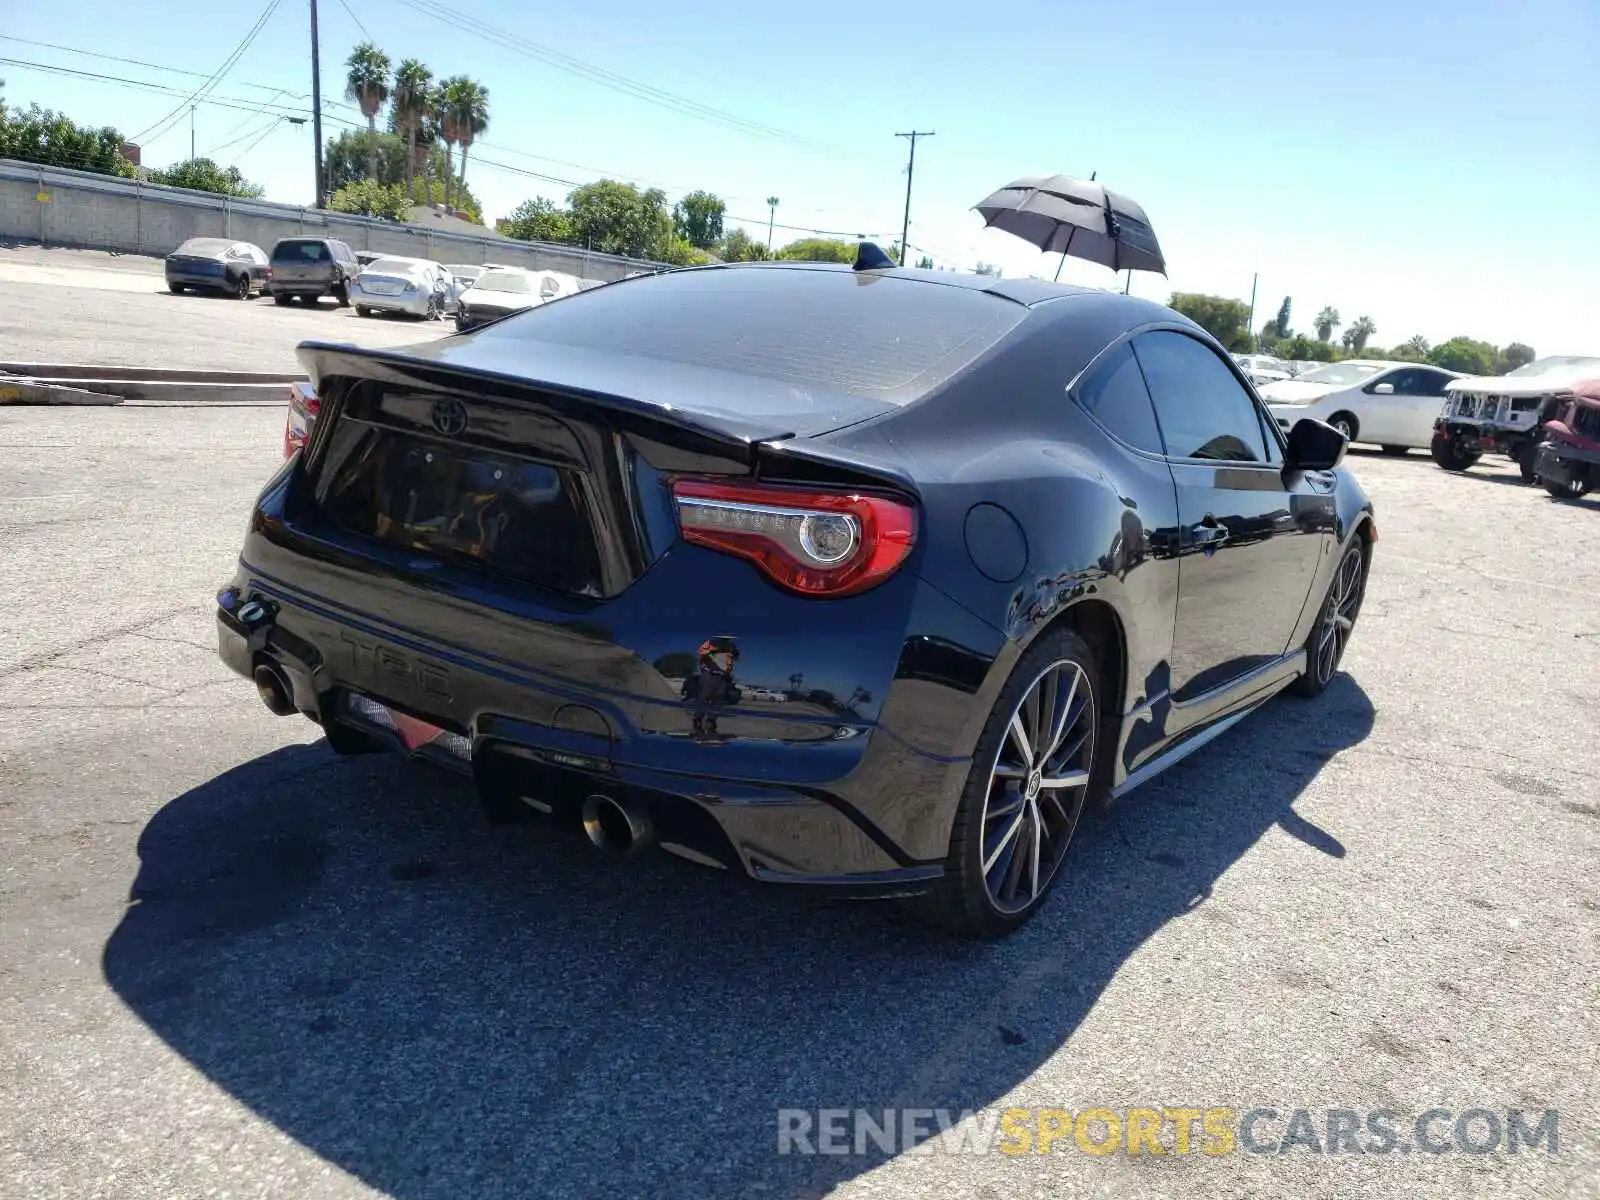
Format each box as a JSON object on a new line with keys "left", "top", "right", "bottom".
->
{"left": 1332, "top": 417, "right": 1354, "bottom": 440}
{"left": 1315, "top": 545, "right": 1365, "bottom": 684}
{"left": 978, "top": 659, "right": 1095, "bottom": 914}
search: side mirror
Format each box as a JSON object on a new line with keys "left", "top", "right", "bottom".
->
{"left": 1286, "top": 418, "right": 1347, "bottom": 471}
{"left": 1372, "top": 382, "right": 1395, "bottom": 395}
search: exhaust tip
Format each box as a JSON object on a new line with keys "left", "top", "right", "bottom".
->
{"left": 581, "top": 793, "right": 652, "bottom": 855}
{"left": 253, "top": 663, "right": 296, "bottom": 717}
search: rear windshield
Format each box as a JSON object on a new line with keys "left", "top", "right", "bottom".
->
{"left": 273, "top": 239, "right": 331, "bottom": 262}
{"left": 367, "top": 258, "right": 421, "bottom": 275}
{"left": 174, "top": 238, "right": 232, "bottom": 256}
{"left": 477, "top": 266, "right": 1027, "bottom": 404}
{"left": 473, "top": 271, "right": 535, "bottom": 294}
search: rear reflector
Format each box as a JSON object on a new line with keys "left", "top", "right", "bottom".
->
{"left": 672, "top": 478, "right": 915, "bottom": 597}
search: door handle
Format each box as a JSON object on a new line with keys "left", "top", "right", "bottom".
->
{"left": 1192, "top": 515, "right": 1229, "bottom": 546}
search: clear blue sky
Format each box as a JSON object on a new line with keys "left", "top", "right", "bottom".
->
{"left": 5, "top": 0, "right": 1598, "bottom": 352}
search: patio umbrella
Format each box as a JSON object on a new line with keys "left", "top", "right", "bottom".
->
{"left": 973, "top": 174, "right": 1165, "bottom": 281}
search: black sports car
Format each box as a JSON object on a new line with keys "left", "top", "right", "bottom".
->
{"left": 218, "top": 254, "right": 1374, "bottom": 938}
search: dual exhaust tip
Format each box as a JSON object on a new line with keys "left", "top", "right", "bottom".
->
{"left": 581, "top": 793, "right": 653, "bottom": 855}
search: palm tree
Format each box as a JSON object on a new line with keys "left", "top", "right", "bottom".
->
{"left": 765, "top": 196, "right": 779, "bottom": 251}
{"left": 438, "top": 75, "right": 489, "bottom": 215}
{"left": 429, "top": 83, "right": 454, "bottom": 210}
{"left": 1314, "top": 306, "right": 1341, "bottom": 342}
{"left": 391, "top": 59, "right": 432, "bottom": 203}
{"left": 1348, "top": 315, "right": 1377, "bottom": 353}
{"left": 343, "top": 42, "right": 392, "bottom": 184}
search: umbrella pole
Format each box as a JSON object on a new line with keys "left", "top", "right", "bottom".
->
{"left": 1053, "top": 226, "right": 1076, "bottom": 282}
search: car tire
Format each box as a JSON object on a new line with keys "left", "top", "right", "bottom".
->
{"left": 273, "top": 295, "right": 291, "bottom": 306}
{"left": 1380, "top": 445, "right": 1409, "bottom": 456}
{"left": 334, "top": 282, "right": 351, "bottom": 307}
{"left": 355, "top": 305, "right": 371, "bottom": 317}
{"left": 1516, "top": 441, "right": 1541, "bottom": 483}
{"left": 231, "top": 272, "right": 251, "bottom": 300}
{"left": 914, "top": 626, "right": 1106, "bottom": 939}
{"left": 1328, "top": 412, "right": 1358, "bottom": 442}
{"left": 1291, "top": 537, "right": 1366, "bottom": 699}
{"left": 168, "top": 283, "right": 186, "bottom": 294}
{"left": 1429, "top": 438, "right": 1480, "bottom": 472}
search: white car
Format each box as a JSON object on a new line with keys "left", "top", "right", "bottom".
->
{"left": 351, "top": 256, "right": 460, "bottom": 320}
{"left": 444, "top": 263, "right": 488, "bottom": 287}
{"left": 454, "top": 268, "right": 584, "bottom": 331}
{"left": 1262, "top": 359, "right": 1462, "bottom": 452}
{"left": 1233, "top": 354, "right": 1291, "bottom": 386}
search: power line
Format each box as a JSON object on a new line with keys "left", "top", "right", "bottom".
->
{"left": 389, "top": 0, "right": 845, "bottom": 154}
{"left": 0, "top": 34, "right": 307, "bottom": 99}
{"left": 132, "top": 0, "right": 283, "bottom": 144}
{"left": 335, "top": 0, "right": 375, "bottom": 43}
{"left": 0, "top": 57, "right": 326, "bottom": 123}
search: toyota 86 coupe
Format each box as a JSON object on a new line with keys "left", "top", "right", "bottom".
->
{"left": 218, "top": 251, "right": 1374, "bottom": 938}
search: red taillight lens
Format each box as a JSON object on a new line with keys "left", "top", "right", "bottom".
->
{"left": 672, "top": 478, "right": 916, "bottom": 597}
{"left": 282, "top": 381, "right": 320, "bottom": 459}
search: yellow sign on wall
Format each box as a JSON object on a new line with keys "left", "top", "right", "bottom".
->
{"left": 36, "top": 192, "right": 51, "bottom": 202}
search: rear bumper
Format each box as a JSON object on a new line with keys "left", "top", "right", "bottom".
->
{"left": 355, "top": 292, "right": 429, "bottom": 315}
{"left": 214, "top": 550, "right": 995, "bottom": 894}
{"left": 268, "top": 280, "right": 338, "bottom": 296}
{"left": 1535, "top": 440, "right": 1600, "bottom": 478}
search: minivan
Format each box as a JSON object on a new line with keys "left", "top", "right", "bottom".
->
{"left": 268, "top": 237, "right": 360, "bottom": 306}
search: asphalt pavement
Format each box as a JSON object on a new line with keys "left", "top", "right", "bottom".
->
{"left": 1, "top": 275, "right": 1597, "bottom": 1199}
{"left": 0, "top": 243, "right": 454, "bottom": 372}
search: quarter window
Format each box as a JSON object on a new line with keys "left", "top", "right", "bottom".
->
{"left": 1132, "top": 331, "right": 1270, "bottom": 463}
{"left": 1072, "top": 342, "right": 1165, "bottom": 454}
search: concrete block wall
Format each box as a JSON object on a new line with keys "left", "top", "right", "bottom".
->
{"left": 0, "top": 159, "right": 663, "bottom": 282}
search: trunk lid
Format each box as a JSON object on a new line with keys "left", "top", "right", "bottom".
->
{"left": 284, "top": 340, "right": 911, "bottom": 602}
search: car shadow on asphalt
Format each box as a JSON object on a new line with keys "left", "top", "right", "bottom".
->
{"left": 104, "top": 675, "right": 1374, "bottom": 1198}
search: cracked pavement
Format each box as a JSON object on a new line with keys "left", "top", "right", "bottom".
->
{"left": 1, "top": 403, "right": 1596, "bottom": 1200}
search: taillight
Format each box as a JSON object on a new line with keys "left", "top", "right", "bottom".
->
{"left": 672, "top": 478, "right": 916, "bottom": 597}
{"left": 282, "top": 380, "right": 319, "bottom": 459}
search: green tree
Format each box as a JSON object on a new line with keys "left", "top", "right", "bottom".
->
{"left": 719, "top": 228, "right": 769, "bottom": 261}
{"left": 974, "top": 262, "right": 1000, "bottom": 277}
{"left": 567, "top": 179, "right": 673, "bottom": 258}
{"left": 0, "top": 103, "right": 135, "bottom": 177}
{"left": 776, "top": 237, "right": 857, "bottom": 263}
{"left": 1168, "top": 293, "right": 1254, "bottom": 353}
{"left": 1281, "top": 334, "right": 1336, "bottom": 362}
{"left": 1345, "top": 315, "right": 1377, "bottom": 353}
{"left": 1273, "top": 296, "right": 1293, "bottom": 339}
{"left": 499, "top": 197, "right": 572, "bottom": 244}
{"left": 1314, "top": 306, "right": 1340, "bottom": 341}
{"left": 915, "top": 254, "right": 934, "bottom": 269}
{"left": 327, "top": 179, "right": 409, "bottom": 220}
{"left": 148, "top": 157, "right": 263, "bottom": 197}
{"left": 672, "top": 190, "right": 725, "bottom": 250}
{"left": 436, "top": 75, "right": 488, "bottom": 212}
{"left": 1429, "top": 337, "right": 1497, "bottom": 376}
{"left": 654, "top": 236, "right": 714, "bottom": 267}
{"left": 1498, "top": 342, "right": 1536, "bottom": 373}
{"left": 324, "top": 129, "right": 407, "bottom": 191}
{"left": 1393, "top": 335, "right": 1431, "bottom": 362}
{"left": 343, "top": 42, "right": 392, "bottom": 185}
{"left": 391, "top": 59, "right": 433, "bottom": 203}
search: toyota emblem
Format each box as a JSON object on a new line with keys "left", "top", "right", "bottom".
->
{"left": 430, "top": 397, "right": 468, "bottom": 436}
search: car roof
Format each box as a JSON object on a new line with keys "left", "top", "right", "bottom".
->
{"left": 704, "top": 260, "right": 1105, "bottom": 308}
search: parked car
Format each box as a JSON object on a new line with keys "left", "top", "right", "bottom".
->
{"left": 164, "top": 237, "right": 270, "bottom": 300}
{"left": 266, "top": 237, "right": 359, "bottom": 306}
{"left": 1432, "top": 356, "right": 1600, "bottom": 478}
{"left": 1233, "top": 354, "right": 1291, "bottom": 386}
{"left": 351, "top": 256, "right": 459, "bottom": 320}
{"left": 444, "top": 263, "right": 488, "bottom": 287}
{"left": 228, "top": 259, "right": 1373, "bottom": 938}
{"left": 1530, "top": 378, "right": 1600, "bottom": 498}
{"left": 454, "top": 268, "right": 583, "bottom": 331}
{"left": 355, "top": 251, "right": 382, "bottom": 268}
{"left": 1262, "top": 360, "right": 1461, "bottom": 453}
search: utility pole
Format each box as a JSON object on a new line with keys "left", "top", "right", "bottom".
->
{"left": 895, "top": 130, "right": 934, "bottom": 266}
{"left": 190, "top": 107, "right": 196, "bottom": 161}
{"left": 1247, "top": 272, "right": 1259, "bottom": 351}
{"left": 310, "top": 0, "right": 326, "bottom": 208}
{"left": 766, "top": 196, "right": 779, "bottom": 252}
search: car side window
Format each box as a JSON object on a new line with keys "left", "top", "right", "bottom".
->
{"left": 1071, "top": 341, "right": 1165, "bottom": 454}
{"left": 1416, "top": 369, "right": 1452, "bottom": 397}
{"left": 1131, "top": 331, "right": 1269, "bottom": 463}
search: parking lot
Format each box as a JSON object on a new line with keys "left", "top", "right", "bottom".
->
{"left": 0, "top": 244, "right": 455, "bottom": 372}
{"left": 1, "top": 263, "right": 1596, "bottom": 1200}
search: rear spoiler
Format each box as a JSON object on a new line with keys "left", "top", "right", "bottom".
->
{"left": 292, "top": 340, "right": 919, "bottom": 496}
